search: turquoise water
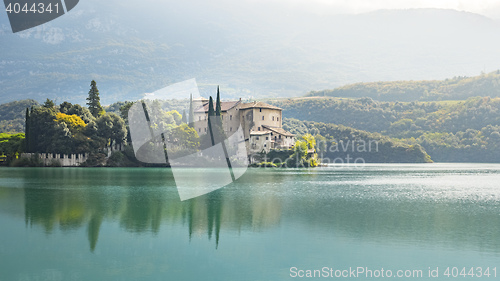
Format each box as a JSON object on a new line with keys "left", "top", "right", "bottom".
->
{"left": 0, "top": 164, "right": 499, "bottom": 280}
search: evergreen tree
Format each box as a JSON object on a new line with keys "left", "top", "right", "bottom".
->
{"left": 208, "top": 96, "right": 215, "bottom": 117}
{"left": 28, "top": 106, "right": 34, "bottom": 152}
{"left": 207, "top": 96, "right": 215, "bottom": 145}
{"left": 59, "top": 101, "right": 73, "bottom": 113}
{"left": 213, "top": 87, "right": 224, "bottom": 141}
{"left": 87, "top": 80, "right": 104, "bottom": 118}
{"left": 215, "top": 86, "right": 221, "bottom": 117}
{"left": 43, "top": 98, "right": 55, "bottom": 109}
{"left": 188, "top": 93, "right": 194, "bottom": 126}
{"left": 25, "top": 108, "right": 30, "bottom": 152}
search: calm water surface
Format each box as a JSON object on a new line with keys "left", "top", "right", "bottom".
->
{"left": 0, "top": 164, "right": 499, "bottom": 280}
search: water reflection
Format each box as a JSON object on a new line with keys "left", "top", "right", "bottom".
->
{"left": 1, "top": 166, "right": 500, "bottom": 254}
{"left": 9, "top": 168, "right": 282, "bottom": 252}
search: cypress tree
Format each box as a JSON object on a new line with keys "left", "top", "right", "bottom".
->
{"left": 28, "top": 106, "right": 35, "bottom": 153}
{"left": 215, "top": 86, "right": 221, "bottom": 117}
{"left": 208, "top": 96, "right": 215, "bottom": 117}
{"left": 207, "top": 96, "right": 215, "bottom": 145}
{"left": 25, "top": 108, "right": 30, "bottom": 152}
{"left": 188, "top": 93, "right": 194, "bottom": 126}
{"left": 87, "top": 80, "right": 104, "bottom": 118}
{"left": 214, "top": 87, "right": 224, "bottom": 140}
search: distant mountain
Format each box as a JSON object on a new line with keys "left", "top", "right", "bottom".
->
{"left": 2, "top": 1, "right": 500, "bottom": 104}
{"left": 308, "top": 71, "right": 500, "bottom": 101}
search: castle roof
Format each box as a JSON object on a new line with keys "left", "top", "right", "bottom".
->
{"left": 262, "top": 125, "right": 295, "bottom": 137}
{"left": 239, "top": 101, "right": 282, "bottom": 111}
{"left": 194, "top": 100, "right": 240, "bottom": 113}
{"left": 250, "top": 131, "right": 272, "bottom": 136}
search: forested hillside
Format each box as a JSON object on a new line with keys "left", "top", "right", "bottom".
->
{"left": 283, "top": 118, "right": 432, "bottom": 163}
{"left": 0, "top": 99, "right": 40, "bottom": 133}
{"left": 270, "top": 96, "right": 500, "bottom": 135}
{"left": 308, "top": 71, "right": 500, "bottom": 102}
{"left": 272, "top": 96, "right": 500, "bottom": 162}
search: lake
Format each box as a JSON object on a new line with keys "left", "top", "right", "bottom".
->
{"left": 1, "top": 164, "right": 499, "bottom": 280}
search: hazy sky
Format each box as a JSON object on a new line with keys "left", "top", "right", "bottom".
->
{"left": 261, "top": 0, "right": 500, "bottom": 18}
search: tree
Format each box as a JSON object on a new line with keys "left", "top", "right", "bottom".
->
{"left": 188, "top": 94, "right": 194, "bottom": 126}
{"left": 95, "top": 113, "right": 127, "bottom": 148}
{"left": 0, "top": 133, "right": 25, "bottom": 161}
{"left": 67, "top": 104, "right": 94, "bottom": 124}
{"left": 86, "top": 80, "right": 104, "bottom": 118}
{"left": 55, "top": 113, "right": 86, "bottom": 133}
{"left": 59, "top": 101, "right": 73, "bottom": 113}
{"left": 24, "top": 108, "right": 30, "bottom": 152}
{"left": 287, "top": 140, "right": 308, "bottom": 167}
{"left": 28, "top": 106, "right": 58, "bottom": 152}
{"left": 302, "top": 134, "right": 316, "bottom": 150}
{"left": 43, "top": 98, "right": 55, "bottom": 109}
{"left": 167, "top": 110, "right": 182, "bottom": 125}
{"left": 181, "top": 110, "right": 187, "bottom": 124}
{"left": 215, "top": 86, "right": 221, "bottom": 117}
{"left": 208, "top": 96, "right": 214, "bottom": 117}
{"left": 119, "top": 101, "right": 134, "bottom": 124}
{"left": 170, "top": 124, "right": 200, "bottom": 151}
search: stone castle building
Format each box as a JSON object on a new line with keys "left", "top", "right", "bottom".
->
{"left": 193, "top": 99, "right": 295, "bottom": 153}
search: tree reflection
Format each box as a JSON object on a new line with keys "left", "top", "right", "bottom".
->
{"left": 21, "top": 173, "right": 283, "bottom": 252}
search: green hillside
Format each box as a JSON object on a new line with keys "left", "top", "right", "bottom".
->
{"left": 0, "top": 99, "right": 40, "bottom": 133}
{"left": 283, "top": 118, "right": 432, "bottom": 163}
{"left": 308, "top": 71, "right": 500, "bottom": 102}
{"left": 270, "top": 96, "right": 500, "bottom": 162}
{"left": 269, "top": 96, "right": 500, "bottom": 135}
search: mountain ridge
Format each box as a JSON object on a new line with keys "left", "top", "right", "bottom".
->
{"left": 2, "top": 5, "right": 500, "bottom": 104}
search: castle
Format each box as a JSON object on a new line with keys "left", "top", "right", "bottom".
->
{"left": 193, "top": 98, "right": 295, "bottom": 154}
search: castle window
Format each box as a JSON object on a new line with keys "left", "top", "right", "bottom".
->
{"left": 256, "top": 137, "right": 259, "bottom": 140}
{"left": 230, "top": 115, "right": 232, "bottom": 120}
{"left": 60, "top": 154, "right": 64, "bottom": 158}
{"left": 198, "top": 128, "right": 201, "bottom": 132}
{"left": 272, "top": 116, "right": 274, "bottom": 121}
{"left": 259, "top": 108, "right": 262, "bottom": 112}
{"left": 230, "top": 127, "right": 232, "bottom": 132}
{"left": 277, "top": 117, "right": 279, "bottom": 122}
{"left": 258, "top": 127, "right": 261, "bottom": 131}
{"left": 199, "top": 116, "right": 201, "bottom": 121}
{"left": 204, "top": 128, "right": 207, "bottom": 132}
{"left": 262, "top": 116, "right": 264, "bottom": 120}
{"left": 266, "top": 137, "right": 269, "bottom": 140}
{"left": 279, "top": 135, "right": 281, "bottom": 139}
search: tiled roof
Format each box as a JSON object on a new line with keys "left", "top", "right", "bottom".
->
{"left": 262, "top": 125, "right": 295, "bottom": 137}
{"left": 194, "top": 100, "right": 240, "bottom": 113}
{"left": 250, "top": 131, "right": 272, "bottom": 136}
{"left": 239, "top": 101, "right": 282, "bottom": 110}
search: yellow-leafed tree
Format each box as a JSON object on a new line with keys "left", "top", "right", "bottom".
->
{"left": 55, "top": 113, "right": 86, "bottom": 133}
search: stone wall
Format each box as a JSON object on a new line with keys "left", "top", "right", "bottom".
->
{"left": 21, "top": 153, "right": 88, "bottom": 167}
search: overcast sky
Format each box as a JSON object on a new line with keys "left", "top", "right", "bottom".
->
{"left": 254, "top": 0, "right": 500, "bottom": 18}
